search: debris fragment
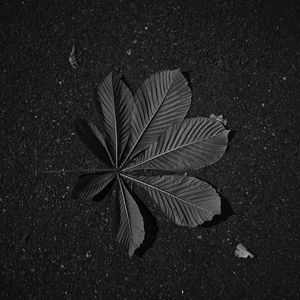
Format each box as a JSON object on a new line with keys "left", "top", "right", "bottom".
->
{"left": 20, "top": 227, "right": 32, "bottom": 244}
{"left": 126, "top": 49, "right": 132, "bottom": 56}
{"left": 234, "top": 243, "right": 255, "bottom": 258}
{"left": 209, "top": 114, "right": 228, "bottom": 126}
{"left": 69, "top": 45, "right": 79, "bottom": 69}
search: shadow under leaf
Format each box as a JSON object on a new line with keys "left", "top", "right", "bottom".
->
{"left": 201, "top": 195, "right": 234, "bottom": 227}
{"left": 131, "top": 189, "right": 158, "bottom": 258}
{"left": 228, "top": 129, "right": 236, "bottom": 143}
{"left": 92, "top": 177, "right": 116, "bottom": 202}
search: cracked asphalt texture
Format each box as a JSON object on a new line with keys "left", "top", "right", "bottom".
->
{"left": 1, "top": 0, "right": 299, "bottom": 299}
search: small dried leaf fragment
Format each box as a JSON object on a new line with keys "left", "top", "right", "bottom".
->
{"left": 235, "top": 243, "right": 255, "bottom": 258}
{"left": 209, "top": 114, "right": 228, "bottom": 126}
{"left": 69, "top": 45, "right": 79, "bottom": 69}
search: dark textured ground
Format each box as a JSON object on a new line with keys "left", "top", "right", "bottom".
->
{"left": 1, "top": 0, "right": 299, "bottom": 299}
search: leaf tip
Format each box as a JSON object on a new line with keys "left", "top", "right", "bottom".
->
{"left": 128, "top": 227, "right": 145, "bottom": 257}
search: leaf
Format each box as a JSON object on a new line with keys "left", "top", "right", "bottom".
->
{"left": 95, "top": 72, "right": 133, "bottom": 167}
{"left": 75, "top": 119, "right": 114, "bottom": 167}
{"left": 122, "top": 174, "right": 221, "bottom": 227}
{"left": 125, "top": 117, "right": 229, "bottom": 171}
{"left": 115, "top": 176, "right": 145, "bottom": 256}
{"left": 67, "top": 69, "right": 232, "bottom": 256}
{"left": 122, "top": 69, "right": 191, "bottom": 166}
{"left": 72, "top": 172, "right": 115, "bottom": 201}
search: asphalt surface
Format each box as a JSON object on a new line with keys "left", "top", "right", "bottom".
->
{"left": 1, "top": 0, "right": 299, "bottom": 299}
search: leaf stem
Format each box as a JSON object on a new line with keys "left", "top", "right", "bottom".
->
{"left": 122, "top": 164, "right": 139, "bottom": 172}
{"left": 37, "top": 168, "right": 114, "bottom": 174}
